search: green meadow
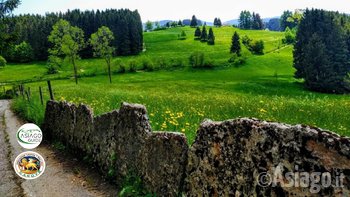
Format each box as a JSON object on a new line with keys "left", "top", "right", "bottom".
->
{"left": 2, "top": 26, "right": 349, "bottom": 144}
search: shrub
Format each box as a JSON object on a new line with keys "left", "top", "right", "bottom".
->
{"left": 46, "top": 56, "right": 61, "bottom": 74}
{"left": 249, "top": 40, "right": 265, "bottom": 55}
{"left": 113, "top": 59, "right": 126, "bottom": 73}
{"left": 153, "top": 27, "right": 167, "bottom": 31}
{"left": 282, "top": 27, "right": 296, "bottom": 44}
{"left": 178, "top": 30, "right": 187, "bottom": 40}
{"left": 128, "top": 60, "right": 138, "bottom": 72}
{"left": 242, "top": 35, "right": 252, "bottom": 46}
{"left": 189, "top": 52, "right": 205, "bottom": 68}
{"left": 242, "top": 36, "right": 265, "bottom": 55}
{"left": 169, "top": 58, "right": 185, "bottom": 68}
{"left": 141, "top": 57, "right": 155, "bottom": 71}
{"left": 228, "top": 53, "right": 247, "bottom": 66}
{"left": 119, "top": 172, "right": 153, "bottom": 197}
{"left": 46, "top": 64, "right": 59, "bottom": 74}
{"left": 203, "top": 58, "right": 215, "bottom": 68}
{"left": 155, "top": 57, "right": 169, "bottom": 69}
{"left": 0, "top": 56, "right": 6, "bottom": 67}
{"left": 14, "top": 41, "right": 34, "bottom": 63}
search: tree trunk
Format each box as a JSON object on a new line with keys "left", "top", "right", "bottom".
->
{"left": 107, "top": 58, "right": 112, "bottom": 83}
{"left": 72, "top": 57, "right": 78, "bottom": 84}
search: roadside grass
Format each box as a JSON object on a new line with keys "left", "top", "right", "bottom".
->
{"left": 10, "top": 46, "right": 350, "bottom": 144}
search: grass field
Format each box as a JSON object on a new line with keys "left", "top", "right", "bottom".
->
{"left": 2, "top": 26, "right": 350, "bottom": 144}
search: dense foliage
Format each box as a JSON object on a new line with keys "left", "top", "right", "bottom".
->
{"left": 48, "top": 19, "right": 85, "bottom": 84}
{"left": 266, "top": 18, "right": 281, "bottom": 31}
{"left": 282, "top": 27, "right": 296, "bottom": 44}
{"left": 280, "top": 10, "right": 302, "bottom": 31}
{"left": 0, "top": 0, "right": 20, "bottom": 59}
{"left": 0, "top": 55, "right": 6, "bottom": 67}
{"left": 293, "top": 9, "right": 350, "bottom": 93}
{"left": 242, "top": 35, "right": 264, "bottom": 55}
{"left": 213, "top": 18, "right": 222, "bottom": 27}
{"left": 239, "top": 10, "right": 264, "bottom": 30}
{"left": 0, "top": 0, "right": 20, "bottom": 18}
{"left": 5, "top": 41, "right": 34, "bottom": 62}
{"left": 0, "top": 9, "right": 143, "bottom": 61}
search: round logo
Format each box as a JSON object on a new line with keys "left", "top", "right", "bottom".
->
{"left": 16, "top": 123, "right": 43, "bottom": 149}
{"left": 13, "top": 151, "right": 45, "bottom": 179}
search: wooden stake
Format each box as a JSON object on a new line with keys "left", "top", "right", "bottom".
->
{"left": 47, "top": 80, "right": 54, "bottom": 100}
{"left": 39, "top": 86, "right": 44, "bottom": 105}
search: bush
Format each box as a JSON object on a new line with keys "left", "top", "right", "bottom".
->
{"left": 14, "top": 41, "right": 34, "bottom": 63}
{"left": 46, "top": 64, "right": 59, "bottom": 74}
{"left": 228, "top": 53, "right": 247, "bottom": 66}
{"left": 119, "top": 172, "right": 153, "bottom": 197}
{"left": 0, "top": 56, "right": 6, "bottom": 67}
{"left": 249, "top": 40, "right": 265, "bottom": 55}
{"left": 189, "top": 52, "right": 205, "bottom": 68}
{"left": 242, "top": 36, "right": 265, "bottom": 55}
{"left": 128, "top": 60, "right": 138, "bottom": 72}
{"left": 169, "top": 58, "right": 185, "bottom": 68}
{"left": 141, "top": 57, "right": 155, "bottom": 71}
{"left": 155, "top": 57, "right": 169, "bottom": 69}
{"left": 189, "top": 52, "right": 214, "bottom": 68}
{"left": 46, "top": 56, "right": 61, "bottom": 74}
{"left": 242, "top": 35, "right": 252, "bottom": 46}
{"left": 178, "top": 30, "right": 187, "bottom": 40}
{"left": 282, "top": 27, "right": 296, "bottom": 44}
{"left": 113, "top": 59, "right": 126, "bottom": 73}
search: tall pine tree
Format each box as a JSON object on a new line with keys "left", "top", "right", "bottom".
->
{"left": 207, "top": 27, "right": 215, "bottom": 45}
{"left": 200, "top": 25, "right": 207, "bottom": 42}
{"left": 230, "top": 31, "right": 241, "bottom": 56}
{"left": 190, "top": 15, "right": 198, "bottom": 27}
{"left": 294, "top": 9, "right": 350, "bottom": 93}
{"left": 194, "top": 27, "right": 201, "bottom": 40}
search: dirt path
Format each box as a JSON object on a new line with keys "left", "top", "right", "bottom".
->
{"left": 0, "top": 100, "right": 119, "bottom": 197}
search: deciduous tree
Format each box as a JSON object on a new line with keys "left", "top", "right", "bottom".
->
{"left": 48, "top": 19, "right": 85, "bottom": 84}
{"left": 90, "top": 26, "right": 115, "bottom": 83}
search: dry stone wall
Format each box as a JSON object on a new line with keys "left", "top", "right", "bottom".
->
{"left": 43, "top": 101, "right": 350, "bottom": 196}
{"left": 43, "top": 101, "right": 188, "bottom": 196}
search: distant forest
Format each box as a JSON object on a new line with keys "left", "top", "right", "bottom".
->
{"left": 1, "top": 9, "right": 143, "bottom": 61}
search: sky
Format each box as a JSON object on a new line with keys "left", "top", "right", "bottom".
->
{"left": 13, "top": 0, "right": 350, "bottom": 22}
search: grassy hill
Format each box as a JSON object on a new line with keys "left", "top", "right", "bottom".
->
{"left": 2, "top": 26, "right": 349, "bottom": 144}
{"left": 0, "top": 26, "right": 284, "bottom": 83}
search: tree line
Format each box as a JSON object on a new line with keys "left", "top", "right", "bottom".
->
{"left": 0, "top": 8, "right": 143, "bottom": 62}
{"left": 238, "top": 10, "right": 264, "bottom": 30}
{"left": 294, "top": 9, "right": 350, "bottom": 93}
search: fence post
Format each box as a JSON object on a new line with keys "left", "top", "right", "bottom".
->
{"left": 47, "top": 80, "right": 54, "bottom": 101}
{"left": 21, "top": 84, "right": 25, "bottom": 99}
{"left": 28, "top": 87, "right": 31, "bottom": 98}
{"left": 39, "top": 86, "right": 44, "bottom": 105}
{"left": 3, "top": 86, "right": 5, "bottom": 95}
{"left": 25, "top": 90, "right": 30, "bottom": 102}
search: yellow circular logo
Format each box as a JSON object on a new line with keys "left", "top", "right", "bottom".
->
{"left": 13, "top": 151, "right": 45, "bottom": 180}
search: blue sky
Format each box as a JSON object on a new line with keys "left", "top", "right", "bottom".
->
{"left": 14, "top": 0, "right": 350, "bottom": 22}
